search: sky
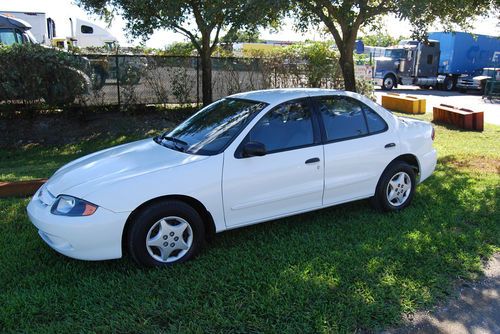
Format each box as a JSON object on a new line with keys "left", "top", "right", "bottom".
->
{"left": 1, "top": 0, "right": 498, "bottom": 48}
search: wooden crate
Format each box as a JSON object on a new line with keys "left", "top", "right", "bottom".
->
{"left": 381, "top": 94, "right": 426, "bottom": 114}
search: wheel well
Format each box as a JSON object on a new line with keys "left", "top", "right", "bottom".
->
{"left": 121, "top": 195, "right": 216, "bottom": 255}
{"left": 392, "top": 154, "right": 420, "bottom": 174}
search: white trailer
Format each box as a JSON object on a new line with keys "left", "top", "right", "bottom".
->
{"left": 0, "top": 10, "right": 117, "bottom": 48}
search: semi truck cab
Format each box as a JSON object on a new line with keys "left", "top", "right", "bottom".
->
{"left": 373, "top": 40, "right": 442, "bottom": 90}
{"left": 0, "top": 14, "right": 38, "bottom": 45}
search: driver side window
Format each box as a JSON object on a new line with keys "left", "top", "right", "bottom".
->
{"left": 246, "top": 99, "right": 314, "bottom": 153}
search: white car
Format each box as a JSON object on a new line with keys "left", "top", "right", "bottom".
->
{"left": 27, "top": 88, "right": 437, "bottom": 266}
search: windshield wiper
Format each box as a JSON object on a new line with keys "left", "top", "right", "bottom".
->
{"left": 156, "top": 135, "right": 188, "bottom": 152}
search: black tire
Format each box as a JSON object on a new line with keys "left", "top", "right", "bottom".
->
{"left": 371, "top": 161, "right": 416, "bottom": 212}
{"left": 382, "top": 75, "right": 396, "bottom": 90}
{"left": 127, "top": 200, "right": 205, "bottom": 267}
{"left": 443, "top": 77, "right": 455, "bottom": 91}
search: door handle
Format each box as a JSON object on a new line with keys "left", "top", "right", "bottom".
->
{"left": 305, "top": 157, "right": 320, "bottom": 164}
{"left": 385, "top": 143, "right": 396, "bottom": 148}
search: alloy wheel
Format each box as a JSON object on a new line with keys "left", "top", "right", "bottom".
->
{"left": 145, "top": 216, "right": 193, "bottom": 263}
{"left": 386, "top": 172, "right": 412, "bottom": 207}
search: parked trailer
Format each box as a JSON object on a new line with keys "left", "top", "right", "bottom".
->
{"left": 0, "top": 10, "right": 117, "bottom": 48}
{"left": 373, "top": 32, "right": 500, "bottom": 91}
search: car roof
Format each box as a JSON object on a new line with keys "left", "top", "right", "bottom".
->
{"left": 229, "top": 88, "right": 348, "bottom": 105}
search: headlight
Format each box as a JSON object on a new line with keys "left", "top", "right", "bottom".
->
{"left": 51, "top": 195, "right": 98, "bottom": 216}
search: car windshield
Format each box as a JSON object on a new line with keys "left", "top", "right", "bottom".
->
{"left": 158, "top": 98, "right": 268, "bottom": 155}
{"left": 0, "top": 28, "right": 17, "bottom": 45}
{"left": 384, "top": 49, "right": 405, "bottom": 59}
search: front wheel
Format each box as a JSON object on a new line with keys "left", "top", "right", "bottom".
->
{"left": 382, "top": 75, "right": 396, "bottom": 90}
{"left": 127, "top": 200, "right": 205, "bottom": 266}
{"left": 371, "top": 162, "right": 416, "bottom": 212}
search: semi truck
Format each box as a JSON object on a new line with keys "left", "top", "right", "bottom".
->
{"left": 0, "top": 11, "right": 117, "bottom": 48}
{"left": 0, "top": 14, "right": 94, "bottom": 106}
{"left": 373, "top": 32, "right": 500, "bottom": 91}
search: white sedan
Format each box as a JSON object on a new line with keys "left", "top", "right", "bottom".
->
{"left": 27, "top": 89, "right": 437, "bottom": 266}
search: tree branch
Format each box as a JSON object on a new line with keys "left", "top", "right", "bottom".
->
{"left": 210, "top": 23, "right": 223, "bottom": 52}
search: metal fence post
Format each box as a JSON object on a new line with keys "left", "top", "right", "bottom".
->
{"left": 115, "top": 49, "right": 121, "bottom": 111}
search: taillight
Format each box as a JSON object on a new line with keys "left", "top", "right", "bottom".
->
{"left": 431, "top": 127, "right": 435, "bottom": 141}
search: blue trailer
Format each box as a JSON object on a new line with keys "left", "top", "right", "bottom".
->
{"left": 373, "top": 32, "right": 500, "bottom": 91}
{"left": 429, "top": 32, "right": 500, "bottom": 75}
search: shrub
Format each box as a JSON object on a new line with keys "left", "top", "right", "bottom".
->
{"left": 0, "top": 43, "right": 91, "bottom": 108}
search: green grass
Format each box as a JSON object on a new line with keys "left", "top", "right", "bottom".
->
{"left": 0, "top": 115, "right": 499, "bottom": 333}
{"left": 0, "top": 134, "right": 146, "bottom": 182}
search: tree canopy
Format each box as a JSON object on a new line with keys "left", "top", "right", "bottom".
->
{"left": 293, "top": 0, "right": 498, "bottom": 91}
{"left": 76, "top": 0, "right": 285, "bottom": 105}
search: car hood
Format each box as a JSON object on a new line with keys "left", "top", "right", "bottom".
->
{"left": 45, "top": 139, "right": 208, "bottom": 198}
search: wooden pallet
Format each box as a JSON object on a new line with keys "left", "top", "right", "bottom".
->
{"left": 432, "top": 104, "right": 484, "bottom": 131}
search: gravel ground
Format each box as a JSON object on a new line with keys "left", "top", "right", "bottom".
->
{"left": 385, "top": 253, "right": 500, "bottom": 334}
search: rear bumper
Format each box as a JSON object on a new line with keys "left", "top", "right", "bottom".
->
{"left": 419, "top": 149, "right": 437, "bottom": 183}
{"left": 27, "top": 192, "right": 130, "bottom": 261}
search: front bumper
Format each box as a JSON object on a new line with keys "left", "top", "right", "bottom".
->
{"left": 373, "top": 78, "right": 384, "bottom": 87}
{"left": 27, "top": 189, "right": 130, "bottom": 261}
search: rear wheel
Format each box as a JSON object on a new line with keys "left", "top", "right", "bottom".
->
{"left": 127, "top": 200, "right": 205, "bottom": 266}
{"left": 371, "top": 162, "right": 416, "bottom": 212}
{"left": 443, "top": 76, "right": 455, "bottom": 91}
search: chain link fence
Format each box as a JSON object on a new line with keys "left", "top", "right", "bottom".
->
{"left": 81, "top": 55, "right": 267, "bottom": 108}
{"left": 1, "top": 52, "right": 374, "bottom": 111}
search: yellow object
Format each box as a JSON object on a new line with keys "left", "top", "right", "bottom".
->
{"left": 381, "top": 94, "right": 426, "bottom": 114}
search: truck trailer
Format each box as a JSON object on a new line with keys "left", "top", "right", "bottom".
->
{"left": 0, "top": 10, "right": 117, "bottom": 48}
{"left": 373, "top": 32, "right": 500, "bottom": 91}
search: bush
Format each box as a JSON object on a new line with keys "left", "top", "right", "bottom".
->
{"left": 0, "top": 43, "right": 90, "bottom": 108}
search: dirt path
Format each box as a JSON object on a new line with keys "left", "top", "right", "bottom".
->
{"left": 385, "top": 253, "right": 500, "bottom": 334}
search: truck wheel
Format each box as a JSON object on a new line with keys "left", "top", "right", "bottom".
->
{"left": 443, "top": 77, "right": 455, "bottom": 91}
{"left": 382, "top": 75, "right": 396, "bottom": 90}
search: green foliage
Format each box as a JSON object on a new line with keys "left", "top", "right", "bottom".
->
{"left": 221, "top": 30, "right": 262, "bottom": 43}
{"left": 163, "top": 42, "right": 196, "bottom": 57}
{"left": 0, "top": 44, "right": 90, "bottom": 108}
{"left": 361, "top": 32, "right": 405, "bottom": 47}
{"left": 171, "top": 68, "right": 193, "bottom": 107}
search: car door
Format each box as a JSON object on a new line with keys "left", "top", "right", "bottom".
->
{"left": 222, "top": 98, "right": 324, "bottom": 228}
{"left": 316, "top": 95, "right": 401, "bottom": 206}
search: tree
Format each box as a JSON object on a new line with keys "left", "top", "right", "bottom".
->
{"left": 163, "top": 42, "right": 196, "bottom": 56}
{"left": 293, "top": 0, "right": 497, "bottom": 92}
{"left": 220, "top": 30, "right": 262, "bottom": 43}
{"left": 76, "top": 0, "right": 284, "bottom": 105}
{"left": 361, "top": 32, "right": 405, "bottom": 47}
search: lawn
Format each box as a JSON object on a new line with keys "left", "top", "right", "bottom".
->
{"left": 0, "top": 113, "right": 499, "bottom": 333}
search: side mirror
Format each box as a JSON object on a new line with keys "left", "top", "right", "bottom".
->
{"left": 243, "top": 141, "right": 266, "bottom": 157}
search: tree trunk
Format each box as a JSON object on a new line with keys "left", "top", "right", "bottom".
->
{"left": 200, "top": 36, "right": 213, "bottom": 106}
{"left": 339, "top": 40, "right": 356, "bottom": 92}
